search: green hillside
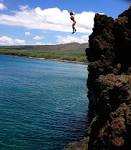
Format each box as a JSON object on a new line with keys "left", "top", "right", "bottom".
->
{"left": 0, "top": 42, "right": 88, "bottom": 63}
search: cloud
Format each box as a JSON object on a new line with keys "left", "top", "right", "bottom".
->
{"left": 0, "top": 36, "right": 26, "bottom": 45}
{"left": 0, "top": 6, "right": 96, "bottom": 33}
{"left": 0, "top": 2, "right": 6, "bottom": 10}
{"left": 19, "top": 5, "right": 29, "bottom": 11}
{"left": 33, "top": 35, "right": 43, "bottom": 40}
{"left": 32, "top": 41, "right": 52, "bottom": 45}
{"left": 35, "top": 42, "right": 44, "bottom": 45}
{"left": 56, "top": 34, "right": 89, "bottom": 44}
{"left": 25, "top": 31, "right": 31, "bottom": 36}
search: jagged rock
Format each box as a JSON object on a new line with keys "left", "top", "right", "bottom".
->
{"left": 88, "top": 75, "right": 131, "bottom": 150}
{"left": 87, "top": 6, "right": 131, "bottom": 150}
{"left": 64, "top": 137, "right": 89, "bottom": 150}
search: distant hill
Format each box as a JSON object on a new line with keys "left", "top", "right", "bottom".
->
{"left": 0, "top": 42, "right": 88, "bottom": 63}
{"left": 0, "top": 42, "right": 88, "bottom": 52}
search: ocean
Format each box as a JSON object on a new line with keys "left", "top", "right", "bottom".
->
{"left": 0, "top": 55, "right": 88, "bottom": 150}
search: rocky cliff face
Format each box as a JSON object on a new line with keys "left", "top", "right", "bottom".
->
{"left": 86, "top": 6, "right": 131, "bottom": 150}
{"left": 64, "top": 6, "right": 131, "bottom": 150}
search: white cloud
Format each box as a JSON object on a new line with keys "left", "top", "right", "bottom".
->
{"left": 35, "top": 42, "right": 43, "bottom": 45}
{"left": 0, "top": 7, "right": 96, "bottom": 33}
{"left": 25, "top": 31, "right": 31, "bottom": 36}
{"left": 33, "top": 35, "right": 43, "bottom": 40}
{"left": 0, "top": 2, "right": 6, "bottom": 10}
{"left": 32, "top": 42, "right": 52, "bottom": 45}
{"left": 56, "top": 34, "right": 89, "bottom": 44}
{"left": 0, "top": 36, "right": 26, "bottom": 45}
{"left": 19, "top": 5, "right": 29, "bottom": 11}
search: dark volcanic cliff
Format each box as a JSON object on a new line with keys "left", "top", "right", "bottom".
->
{"left": 87, "top": 6, "right": 131, "bottom": 150}
{"left": 64, "top": 6, "right": 131, "bottom": 150}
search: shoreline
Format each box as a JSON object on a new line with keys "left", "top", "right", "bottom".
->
{"left": 0, "top": 54, "right": 88, "bottom": 65}
{"left": 31, "top": 57, "right": 88, "bottom": 65}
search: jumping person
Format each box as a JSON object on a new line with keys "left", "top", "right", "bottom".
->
{"left": 70, "top": 12, "right": 76, "bottom": 34}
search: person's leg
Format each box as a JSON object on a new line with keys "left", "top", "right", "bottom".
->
{"left": 72, "top": 22, "right": 76, "bottom": 33}
{"left": 72, "top": 24, "right": 74, "bottom": 33}
{"left": 74, "top": 21, "right": 76, "bottom": 32}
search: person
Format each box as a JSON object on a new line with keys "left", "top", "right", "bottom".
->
{"left": 70, "top": 12, "right": 76, "bottom": 34}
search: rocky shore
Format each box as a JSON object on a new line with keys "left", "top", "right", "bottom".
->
{"left": 64, "top": 6, "right": 131, "bottom": 150}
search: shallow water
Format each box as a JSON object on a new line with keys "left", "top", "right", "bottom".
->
{"left": 0, "top": 55, "right": 88, "bottom": 150}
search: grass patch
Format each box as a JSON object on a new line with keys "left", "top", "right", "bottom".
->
{"left": 0, "top": 49, "right": 87, "bottom": 63}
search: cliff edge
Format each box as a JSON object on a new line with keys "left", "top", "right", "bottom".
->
{"left": 64, "top": 6, "right": 131, "bottom": 150}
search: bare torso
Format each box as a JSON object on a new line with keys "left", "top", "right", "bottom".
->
{"left": 70, "top": 15, "right": 75, "bottom": 22}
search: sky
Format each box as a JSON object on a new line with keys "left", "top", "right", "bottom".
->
{"left": 0, "top": 0, "right": 130, "bottom": 45}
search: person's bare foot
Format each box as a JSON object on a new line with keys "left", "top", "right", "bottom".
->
{"left": 72, "top": 29, "right": 76, "bottom": 34}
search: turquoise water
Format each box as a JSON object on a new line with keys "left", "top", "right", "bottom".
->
{"left": 0, "top": 55, "right": 88, "bottom": 150}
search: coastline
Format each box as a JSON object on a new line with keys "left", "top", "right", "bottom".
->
{"left": 32, "top": 57, "right": 88, "bottom": 65}
{"left": 0, "top": 54, "right": 88, "bottom": 65}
